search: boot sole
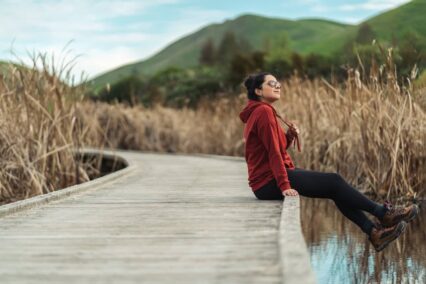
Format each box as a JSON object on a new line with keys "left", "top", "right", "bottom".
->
{"left": 374, "top": 221, "right": 407, "bottom": 252}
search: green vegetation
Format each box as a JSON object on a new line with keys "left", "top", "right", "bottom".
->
{"left": 2, "top": 0, "right": 418, "bottom": 109}
{"left": 91, "top": 24, "right": 424, "bottom": 109}
{"left": 0, "top": 60, "right": 33, "bottom": 77}
{"left": 0, "top": 60, "right": 15, "bottom": 76}
{"left": 88, "top": 15, "right": 352, "bottom": 91}
{"left": 89, "top": 1, "right": 425, "bottom": 92}
{"left": 92, "top": 66, "right": 224, "bottom": 109}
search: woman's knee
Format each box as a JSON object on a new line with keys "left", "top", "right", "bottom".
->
{"left": 328, "top": 172, "right": 345, "bottom": 193}
{"left": 331, "top": 172, "right": 343, "bottom": 182}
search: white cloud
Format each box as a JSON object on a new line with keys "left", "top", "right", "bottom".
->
{"left": 1, "top": 0, "right": 411, "bottom": 81}
{"left": 284, "top": 0, "right": 330, "bottom": 13}
{"left": 311, "top": 4, "right": 329, "bottom": 12}
{"left": 0, "top": 0, "right": 179, "bottom": 36}
{"left": 0, "top": 0, "right": 182, "bottom": 80}
{"left": 76, "top": 47, "right": 142, "bottom": 79}
{"left": 339, "top": 0, "right": 410, "bottom": 11}
{"left": 0, "top": 1, "right": 235, "bottom": 81}
{"left": 161, "top": 8, "right": 231, "bottom": 39}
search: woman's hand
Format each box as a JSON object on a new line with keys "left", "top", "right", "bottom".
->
{"left": 287, "top": 125, "right": 300, "bottom": 138}
{"left": 282, "top": 188, "right": 299, "bottom": 196}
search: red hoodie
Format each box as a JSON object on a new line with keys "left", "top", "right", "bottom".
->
{"left": 239, "top": 99, "right": 296, "bottom": 193}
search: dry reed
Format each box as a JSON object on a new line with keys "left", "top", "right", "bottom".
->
{"left": 78, "top": 49, "right": 425, "bottom": 199}
{"left": 0, "top": 52, "right": 98, "bottom": 205}
{"left": 1, "top": 46, "right": 424, "bottom": 203}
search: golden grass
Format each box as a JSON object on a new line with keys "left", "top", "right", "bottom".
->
{"left": 277, "top": 72, "right": 425, "bottom": 199}
{"left": 1, "top": 48, "right": 425, "bottom": 203}
{"left": 76, "top": 96, "right": 246, "bottom": 155}
{"left": 77, "top": 66, "right": 425, "bottom": 199}
{"left": 0, "top": 53, "right": 97, "bottom": 205}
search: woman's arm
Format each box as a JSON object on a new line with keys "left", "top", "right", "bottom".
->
{"left": 255, "top": 106, "right": 292, "bottom": 193}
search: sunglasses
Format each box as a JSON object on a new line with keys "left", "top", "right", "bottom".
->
{"left": 261, "top": 80, "right": 281, "bottom": 89}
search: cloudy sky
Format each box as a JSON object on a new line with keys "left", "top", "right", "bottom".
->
{"left": 0, "top": 0, "right": 410, "bottom": 80}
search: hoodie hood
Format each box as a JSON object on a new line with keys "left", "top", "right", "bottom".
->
{"left": 238, "top": 99, "right": 296, "bottom": 192}
{"left": 239, "top": 100, "right": 276, "bottom": 123}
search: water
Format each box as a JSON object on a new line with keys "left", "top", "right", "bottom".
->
{"left": 300, "top": 197, "right": 426, "bottom": 284}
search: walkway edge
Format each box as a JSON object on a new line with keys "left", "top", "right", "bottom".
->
{"left": 0, "top": 149, "right": 136, "bottom": 218}
{"left": 75, "top": 147, "right": 247, "bottom": 162}
{"left": 279, "top": 196, "right": 317, "bottom": 284}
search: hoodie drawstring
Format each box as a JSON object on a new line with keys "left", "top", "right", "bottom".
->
{"left": 275, "top": 113, "right": 302, "bottom": 152}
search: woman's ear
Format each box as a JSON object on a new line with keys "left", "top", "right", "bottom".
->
{"left": 255, "top": 88, "right": 262, "bottom": 96}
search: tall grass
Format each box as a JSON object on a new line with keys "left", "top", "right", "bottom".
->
{"left": 76, "top": 95, "right": 245, "bottom": 155}
{"left": 0, "top": 53, "right": 98, "bottom": 205}
{"left": 78, "top": 46, "right": 425, "bottom": 200}
{"left": 1, "top": 46, "right": 424, "bottom": 203}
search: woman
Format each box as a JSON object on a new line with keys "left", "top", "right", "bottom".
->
{"left": 239, "top": 71, "right": 419, "bottom": 252}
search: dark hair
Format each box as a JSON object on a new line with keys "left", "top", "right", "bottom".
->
{"left": 243, "top": 71, "right": 272, "bottom": 101}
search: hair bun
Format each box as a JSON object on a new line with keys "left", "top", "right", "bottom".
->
{"left": 243, "top": 75, "right": 254, "bottom": 90}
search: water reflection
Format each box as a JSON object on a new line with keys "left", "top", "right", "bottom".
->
{"left": 300, "top": 197, "right": 426, "bottom": 284}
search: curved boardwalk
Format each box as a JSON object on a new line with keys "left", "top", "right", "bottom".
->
{"left": 0, "top": 150, "right": 290, "bottom": 283}
{"left": 0, "top": 151, "right": 312, "bottom": 284}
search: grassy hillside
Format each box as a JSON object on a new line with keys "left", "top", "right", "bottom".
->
{"left": 89, "top": 0, "right": 425, "bottom": 91}
{"left": 89, "top": 15, "right": 351, "bottom": 91}
{"left": 364, "top": 0, "right": 425, "bottom": 42}
{"left": 0, "top": 60, "right": 8, "bottom": 75}
{"left": 0, "top": 60, "right": 21, "bottom": 77}
{"left": 323, "top": 0, "right": 426, "bottom": 51}
{"left": 0, "top": 60, "right": 34, "bottom": 78}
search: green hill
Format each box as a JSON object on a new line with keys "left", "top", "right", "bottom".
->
{"left": 321, "top": 0, "right": 426, "bottom": 50}
{"left": 0, "top": 60, "right": 19, "bottom": 77}
{"left": 89, "top": 15, "right": 352, "bottom": 91}
{"left": 0, "top": 60, "right": 32, "bottom": 78}
{"left": 89, "top": 0, "right": 425, "bottom": 91}
{"left": 0, "top": 60, "right": 8, "bottom": 75}
{"left": 364, "top": 0, "right": 425, "bottom": 42}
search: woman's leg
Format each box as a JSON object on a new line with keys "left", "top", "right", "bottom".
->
{"left": 252, "top": 167, "right": 388, "bottom": 234}
{"left": 285, "top": 167, "right": 388, "bottom": 235}
{"left": 287, "top": 168, "right": 387, "bottom": 219}
{"left": 253, "top": 178, "right": 283, "bottom": 200}
{"left": 333, "top": 200, "right": 375, "bottom": 234}
{"left": 254, "top": 172, "right": 373, "bottom": 235}
{"left": 253, "top": 171, "right": 375, "bottom": 234}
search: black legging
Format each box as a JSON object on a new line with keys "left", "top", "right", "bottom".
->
{"left": 253, "top": 167, "right": 387, "bottom": 235}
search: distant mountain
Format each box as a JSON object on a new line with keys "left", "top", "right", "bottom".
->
{"left": 0, "top": 60, "right": 8, "bottom": 75}
{"left": 0, "top": 60, "right": 18, "bottom": 77}
{"left": 0, "top": 60, "right": 32, "bottom": 77}
{"left": 89, "top": 15, "right": 352, "bottom": 91}
{"left": 307, "top": 0, "right": 426, "bottom": 62}
{"left": 88, "top": 0, "right": 425, "bottom": 90}
{"left": 364, "top": 0, "right": 425, "bottom": 42}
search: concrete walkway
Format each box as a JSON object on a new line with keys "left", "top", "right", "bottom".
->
{"left": 0, "top": 149, "right": 315, "bottom": 284}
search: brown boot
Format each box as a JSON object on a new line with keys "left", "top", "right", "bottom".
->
{"left": 369, "top": 221, "right": 407, "bottom": 252}
{"left": 379, "top": 201, "right": 419, "bottom": 228}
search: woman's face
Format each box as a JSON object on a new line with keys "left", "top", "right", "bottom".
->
{"left": 255, "top": 74, "right": 281, "bottom": 104}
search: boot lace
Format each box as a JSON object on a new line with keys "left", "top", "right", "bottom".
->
{"left": 383, "top": 200, "right": 405, "bottom": 215}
